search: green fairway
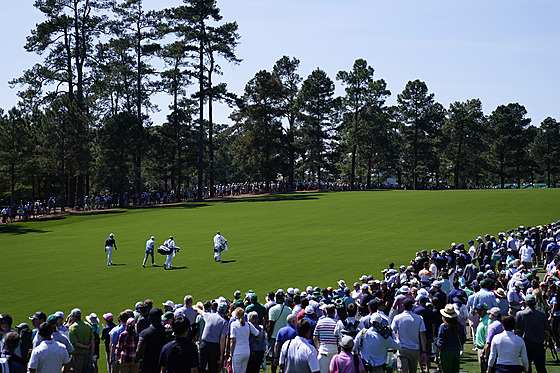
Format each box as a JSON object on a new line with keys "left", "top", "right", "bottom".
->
{"left": 3, "top": 188, "right": 560, "bottom": 372}
{"left": 2, "top": 188, "right": 559, "bottom": 323}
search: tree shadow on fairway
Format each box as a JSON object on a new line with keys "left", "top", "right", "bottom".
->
{"left": 166, "top": 203, "right": 211, "bottom": 210}
{"left": 0, "top": 225, "right": 50, "bottom": 235}
{"left": 222, "top": 194, "right": 319, "bottom": 204}
{"left": 220, "top": 260, "right": 236, "bottom": 264}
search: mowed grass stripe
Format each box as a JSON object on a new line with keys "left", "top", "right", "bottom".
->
{"left": 1, "top": 189, "right": 559, "bottom": 325}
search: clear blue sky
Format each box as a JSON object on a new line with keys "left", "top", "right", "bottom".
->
{"left": 2, "top": 0, "right": 559, "bottom": 127}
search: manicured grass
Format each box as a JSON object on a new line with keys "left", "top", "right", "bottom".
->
{"left": 2, "top": 188, "right": 560, "bottom": 372}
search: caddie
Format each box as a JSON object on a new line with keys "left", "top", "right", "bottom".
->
{"left": 213, "top": 232, "right": 228, "bottom": 262}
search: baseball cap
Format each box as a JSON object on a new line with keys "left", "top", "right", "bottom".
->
{"left": 474, "top": 303, "right": 488, "bottom": 311}
{"left": 526, "top": 294, "right": 536, "bottom": 304}
{"left": 162, "top": 300, "right": 175, "bottom": 308}
{"left": 70, "top": 308, "right": 81, "bottom": 318}
{"left": 340, "top": 335, "right": 354, "bottom": 348}
{"left": 361, "top": 284, "right": 369, "bottom": 290}
{"left": 126, "top": 318, "right": 136, "bottom": 326}
{"left": 29, "top": 311, "right": 46, "bottom": 320}
{"left": 162, "top": 311, "right": 174, "bottom": 320}
{"left": 46, "top": 315, "right": 58, "bottom": 325}
{"left": 218, "top": 302, "right": 228, "bottom": 313}
{"left": 305, "top": 306, "right": 314, "bottom": 315}
{"left": 250, "top": 293, "right": 258, "bottom": 301}
{"left": 489, "top": 307, "right": 501, "bottom": 316}
{"left": 54, "top": 311, "right": 64, "bottom": 319}
{"left": 103, "top": 313, "right": 114, "bottom": 321}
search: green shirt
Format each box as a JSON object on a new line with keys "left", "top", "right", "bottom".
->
{"left": 68, "top": 319, "right": 94, "bottom": 355}
{"left": 268, "top": 304, "right": 292, "bottom": 339}
{"left": 245, "top": 302, "right": 267, "bottom": 325}
{"left": 475, "top": 314, "right": 490, "bottom": 348}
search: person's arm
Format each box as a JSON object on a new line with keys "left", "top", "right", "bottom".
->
{"left": 136, "top": 340, "right": 146, "bottom": 361}
{"left": 62, "top": 361, "right": 71, "bottom": 373}
{"left": 218, "top": 334, "right": 226, "bottom": 365}
{"left": 313, "top": 335, "right": 319, "bottom": 350}
{"left": 419, "top": 330, "right": 428, "bottom": 364}
{"left": 229, "top": 337, "right": 236, "bottom": 362}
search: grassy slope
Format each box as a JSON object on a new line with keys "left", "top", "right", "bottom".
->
{"left": 2, "top": 189, "right": 560, "bottom": 371}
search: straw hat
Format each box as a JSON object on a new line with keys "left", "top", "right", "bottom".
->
{"left": 440, "top": 304, "right": 459, "bottom": 319}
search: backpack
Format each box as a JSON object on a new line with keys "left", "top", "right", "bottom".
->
{"left": 341, "top": 319, "right": 359, "bottom": 338}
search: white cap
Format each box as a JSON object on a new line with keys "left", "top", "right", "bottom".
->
{"left": 162, "top": 300, "right": 175, "bottom": 308}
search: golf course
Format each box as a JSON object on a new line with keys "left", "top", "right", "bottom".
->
{"left": 1, "top": 188, "right": 558, "bottom": 323}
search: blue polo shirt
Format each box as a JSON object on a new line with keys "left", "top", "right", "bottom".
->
{"left": 276, "top": 324, "right": 296, "bottom": 346}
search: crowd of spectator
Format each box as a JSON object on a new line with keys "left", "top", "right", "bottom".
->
{"left": 2, "top": 220, "right": 560, "bottom": 373}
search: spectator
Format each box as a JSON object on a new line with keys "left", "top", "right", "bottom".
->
{"left": 229, "top": 307, "right": 261, "bottom": 373}
{"left": 488, "top": 315, "right": 529, "bottom": 373}
{"left": 278, "top": 319, "right": 319, "bottom": 373}
{"left": 329, "top": 335, "right": 365, "bottom": 373}
{"left": 68, "top": 308, "right": 94, "bottom": 373}
{"left": 115, "top": 318, "right": 139, "bottom": 373}
{"left": 136, "top": 308, "right": 166, "bottom": 373}
{"left": 246, "top": 312, "right": 267, "bottom": 373}
{"left": 515, "top": 294, "right": 549, "bottom": 373}
{"left": 354, "top": 313, "right": 400, "bottom": 372}
{"left": 0, "top": 332, "right": 25, "bottom": 373}
{"left": 391, "top": 298, "right": 427, "bottom": 373}
{"left": 159, "top": 316, "right": 199, "bottom": 373}
{"left": 435, "top": 304, "right": 466, "bottom": 373}
{"left": 28, "top": 322, "right": 71, "bottom": 373}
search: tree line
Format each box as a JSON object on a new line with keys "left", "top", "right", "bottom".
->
{"left": 1, "top": 0, "right": 560, "bottom": 207}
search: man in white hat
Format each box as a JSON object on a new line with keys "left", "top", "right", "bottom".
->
{"left": 105, "top": 233, "right": 117, "bottom": 266}
{"left": 143, "top": 236, "right": 156, "bottom": 268}
{"left": 213, "top": 232, "right": 227, "bottom": 262}
{"left": 355, "top": 313, "right": 400, "bottom": 372}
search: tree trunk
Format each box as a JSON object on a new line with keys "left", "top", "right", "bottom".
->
{"left": 208, "top": 54, "right": 215, "bottom": 198}
{"left": 196, "top": 14, "right": 205, "bottom": 202}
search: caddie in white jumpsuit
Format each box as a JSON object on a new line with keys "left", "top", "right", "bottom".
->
{"left": 163, "top": 236, "right": 176, "bottom": 269}
{"left": 213, "top": 232, "right": 227, "bottom": 262}
{"left": 143, "top": 236, "right": 156, "bottom": 267}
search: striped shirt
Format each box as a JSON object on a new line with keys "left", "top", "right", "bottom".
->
{"left": 313, "top": 317, "right": 338, "bottom": 346}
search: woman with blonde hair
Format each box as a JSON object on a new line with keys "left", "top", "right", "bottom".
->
{"left": 229, "top": 307, "right": 262, "bottom": 373}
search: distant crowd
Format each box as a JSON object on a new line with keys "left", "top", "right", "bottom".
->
{"left": 2, "top": 220, "right": 560, "bottom": 373}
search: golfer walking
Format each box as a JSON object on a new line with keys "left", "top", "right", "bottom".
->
{"left": 105, "top": 233, "right": 117, "bottom": 266}
{"left": 213, "top": 232, "right": 227, "bottom": 262}
{"left": 143, "top": 236, "right": 156, "bottom": 267}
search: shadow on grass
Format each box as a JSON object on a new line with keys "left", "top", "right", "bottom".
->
{"left": 0, "top": 225, "right": 50, "bottom": 235}
{"left": 108, "top": 263, "right": 126, "bottom": 266}
{"left": 79, "top": 210, "right": 128, "bottom": 217}
{"left": 221, "top": 194, "right": 320, "bottom": 203}
{"left": 166, "top": 266, "right": 187, "bottom": 270}
{"left": 220, "top": 260, "right": 236, "bottom": 264}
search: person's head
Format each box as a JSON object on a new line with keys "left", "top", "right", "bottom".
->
{"left": 347, "top": 303, "right": 357, "bottom": 318}
{"left": 148, "top": 308, "right": 163, "bottom": 325}
{"left": 296, "top": 319, "right": 311, "bottom": 338}
{"left": 367, "top": 299, "right": 379, "bottom": 314}
{"left": 38, "top": 322, "right": 53, "bottom": 340}
{"left": 184, "top": 295, "right": 194, "bottom": 307}
{"left": 501, "top": 315, "right": 515, "bottom": 331}
{"left": 69, "top": 308, "right": 81, "bottom": 321}
{"left": 275, "top": 293, "right": 284, "bottom": 304}
{"left": 248, "top": 311, "right": 259, "bottom": 325}
{"left": 234, "top": 307, "right": 245, "bottom": 326}
{"left": 489, "top": 307, "right": 502, "bottom": 321}
{"left": 525, "top": 294, "right": 536, "bottom": 307}
{"left": 29, "top": 311, "right": 47, "bottom": 328}
{"left": 301, "top": 297, "right": 310, "bottom": 308}
{"left": 403, "top": 298, "right": 414, "bottom": 311}
{"left": 475, "top": 303, "right": 488, "bottom": 317}
{"left": 340, "top": 335, "right": 354, "bottom": 352}
{"left": 3, "top": 332, "right": 19, "bottom": 350}
{"left": 0, "top": 314, "right": 12, "bottom": 332}
{"left": 286, "top": 314, "right": 296, "bottom": 326}
{"left": 125, "top": 318, "right": 135, "bottom": 331}
{"left": 326, "top": 305, "right": 336, "bottom": 317}
{"left": 144, "top": 299, "right": 153, "bottom": 310}
{"left": 171, "top": 315, "right": 190, "bottom": 337}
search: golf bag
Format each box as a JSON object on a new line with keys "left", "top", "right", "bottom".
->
{"left": 158, "top": 245, "right": 172, "bottom": 255}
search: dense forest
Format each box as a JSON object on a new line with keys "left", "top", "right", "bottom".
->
{"left": 1, "top": 0, "right": 560, "bottom": 207}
